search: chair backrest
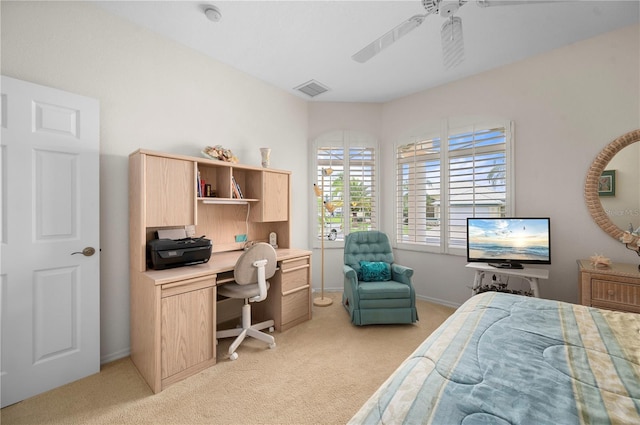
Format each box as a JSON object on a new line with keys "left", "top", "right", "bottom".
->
{"left": 344, "top": 231, "right": 394, "bottom": 272}
{"left": 234, "top": 242, "right": 277, "bottom": 285}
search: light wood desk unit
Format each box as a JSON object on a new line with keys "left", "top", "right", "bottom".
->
{"left": 131, "top": 249, "right": 311, "bottom": 394}
{"left": 577, "top": 259, "right": 640, "bottom": 313}
{"left": 129, "top": 150, "right": 312, "bottom": 393}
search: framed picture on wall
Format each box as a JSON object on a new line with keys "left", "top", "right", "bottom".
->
{"left": 598, "top": 170, "right": 616, "bottom": 197}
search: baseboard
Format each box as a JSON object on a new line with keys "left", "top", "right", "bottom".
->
{"left": 415, "top": 294, "right": 461, "bottom": 309}
{"left": 313, "top": 287, "right": 342, "bottom": 294}
{"left": 101, "top": 348, "right": 130, "bottom": 365}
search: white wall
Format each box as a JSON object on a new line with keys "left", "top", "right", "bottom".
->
{"left": 310, "top": 24, "right": 640, "bottom": 307}
{"left": 1, "top": 1, "right": 309, "bottom": 363}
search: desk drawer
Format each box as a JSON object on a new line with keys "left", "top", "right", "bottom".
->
{"left": 280, "top": 256, "right": 310, "bottom": 272}
{"left": 282, "top": 287, "right": 311, "bottom": 326}
{"left": 592, "top": 279, "right": 640, "bottom": 307}
{"left": 161, "top": 275, "right": 216, "bottom": 298}
{"left": 281, "top": 267, "right": 309, "bottom": 293}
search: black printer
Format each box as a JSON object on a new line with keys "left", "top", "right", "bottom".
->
{"left": 147, "top": 237, "right": 212, "bottom": 270}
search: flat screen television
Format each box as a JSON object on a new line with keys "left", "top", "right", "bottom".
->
{"left": 466, "top": 217, "right": 551, "bottom": 269}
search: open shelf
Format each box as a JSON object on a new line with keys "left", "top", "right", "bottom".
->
{"left": 198, "top": 197, "right": 258, "bottom": 204}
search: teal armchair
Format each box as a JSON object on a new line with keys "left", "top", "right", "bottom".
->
{"left": 342, "top": 231, "right": 418, "bottom": 325}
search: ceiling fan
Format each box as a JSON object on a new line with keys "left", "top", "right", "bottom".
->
{"left": 352, "top": 0, "right": 556, "bottom": 69}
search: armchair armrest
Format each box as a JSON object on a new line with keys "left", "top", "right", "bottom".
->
{"left": 391, "top": 264, "right": 416, "bottom": 310}
{"left": 343, "top": 265, "right": 358, "bottom": 281}
{"left": 391, "top": 263, "right": 413, "bottom": 285}
{"left": 343, "top": 265, "right": 360, "bottom": 305}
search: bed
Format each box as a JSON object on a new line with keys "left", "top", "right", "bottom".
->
{"left": 349, "top": 292, "right": 640, "bottom": 424}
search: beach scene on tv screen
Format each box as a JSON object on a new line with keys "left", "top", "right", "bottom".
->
{"left": 468, "top": 219, "right": 550, "bottom": 261}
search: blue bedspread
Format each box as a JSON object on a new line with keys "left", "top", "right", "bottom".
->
{"left": 349, "top": 292, "right": 640, "bottom": 425}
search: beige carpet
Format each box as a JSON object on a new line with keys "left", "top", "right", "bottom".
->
{"left": 1, "top": 292, "right": 454, "bottom": 425}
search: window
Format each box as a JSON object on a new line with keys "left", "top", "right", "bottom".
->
{"left": 313, "top": 131, "right": 378, "bottom": 245}
{"left": 396, "top": 120, "right": 513, "bottom": 254}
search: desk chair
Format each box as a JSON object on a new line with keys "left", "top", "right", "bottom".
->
{"left": 217, "top": 243, "right": 277, "bottom": 360}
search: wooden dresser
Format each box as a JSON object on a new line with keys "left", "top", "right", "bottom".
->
{"left": 577, "top": 259, "right": 640, "bottom": 313}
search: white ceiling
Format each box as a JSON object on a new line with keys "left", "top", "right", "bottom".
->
{"left": 94, "top": 0, "right": 640, "bottom": 103}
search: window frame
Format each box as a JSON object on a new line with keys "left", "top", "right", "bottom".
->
{"left": 311, "top": 131, "right": 379, "bottom": 249}
{"left": 395, "top": 118, "right": 514, "bottom": 256}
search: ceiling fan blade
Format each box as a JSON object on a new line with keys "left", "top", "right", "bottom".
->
{"left": 352, "top": 14, "right": 429, "bottom": 63}
{"left": 441, "top": 16, "right": 464, "bottom": 69}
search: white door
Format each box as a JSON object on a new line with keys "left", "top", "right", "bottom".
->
{"left": 0, "top": 76, "right": 100, "bottom": 407}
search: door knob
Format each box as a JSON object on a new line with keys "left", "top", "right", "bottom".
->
{"left": 71, "top": 247, "right": 96, "bottom": 256}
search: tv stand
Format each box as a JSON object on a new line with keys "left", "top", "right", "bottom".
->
{"left": 466, "top": 263, "right": 549, "bottom": 298}
{"left": 488, "top": 262, "right": 523, "bottom": 269}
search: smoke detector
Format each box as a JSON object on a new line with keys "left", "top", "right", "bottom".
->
{"left": 204, "top": 5, "right": 221, "bottom": 22}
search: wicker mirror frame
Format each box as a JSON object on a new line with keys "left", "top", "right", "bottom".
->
{"left": 585, "top": 129, "right": 640, "bottom": 241}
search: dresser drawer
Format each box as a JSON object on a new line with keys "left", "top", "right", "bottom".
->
{"left": 592, "top": 279, "right": 640, "bottom": 307}
{"left": 578, "top": 260, "right": 640, "bottom": 314}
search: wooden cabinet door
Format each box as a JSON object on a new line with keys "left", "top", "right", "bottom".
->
{"left": 145, "top": 155, "right": 196, "bottom": 227}
{"left": 259, "top": 171, "right": 289, "bottom": 222}
{"left": 161, "top": 284, "right": 215, "bottom": 380}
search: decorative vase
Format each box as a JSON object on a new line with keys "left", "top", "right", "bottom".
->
{"left": 260, "top": 148, "right": 271, "bottom": 168}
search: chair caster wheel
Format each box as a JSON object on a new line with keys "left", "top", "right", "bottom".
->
{"left": 268, "top": 326, "right": 275, "bottom": 333}
{"left": 269, "top": 343, "right": 276, "bottom": 350}
{"left": 229, "top": 352, "right": 238, "bottom": 361}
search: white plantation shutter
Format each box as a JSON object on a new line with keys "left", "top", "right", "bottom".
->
{"left": 396, "top": 120, "right": 513, "bottom": 254}
{"left": 347, "top": 146, "right": 377, "bottom": 233}
{"left": 316, "top": 145, "right": 344, "bottom": 241}
{"left": 314, "top": 131, "right": 378, "bottom": 245}
{"left": 396, "top": 136, "right": 441, "bottom": 247}
{"left": 447, "top": 126, "right": 509, "bottom": 250}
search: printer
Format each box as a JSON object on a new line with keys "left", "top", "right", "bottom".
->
{"left": 147, "top": 236, "right": 212, "bottom": 270}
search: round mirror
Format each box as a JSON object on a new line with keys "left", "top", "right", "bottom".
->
{"left": 585, "top": 129, "right": 640, "bottom": 242}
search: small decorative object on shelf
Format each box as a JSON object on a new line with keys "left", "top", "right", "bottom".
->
{"left": 201, "top": 145, "right": 238, "bottom": 163}
{"left": 260, "top": 147, "right": 271, "bottom": 168}
{"left": 589, "top": 254, "right": 611, "bottom": 268}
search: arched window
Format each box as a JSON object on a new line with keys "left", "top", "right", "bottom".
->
{"left": 312, "top": 131, "right": 378, "bottom": 246}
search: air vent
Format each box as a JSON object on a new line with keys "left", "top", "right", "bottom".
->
{"left": 294, "top": 80, "right": 330, "bottom": 98}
